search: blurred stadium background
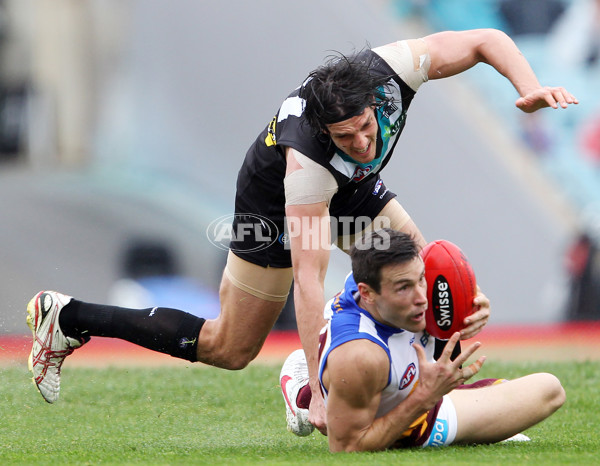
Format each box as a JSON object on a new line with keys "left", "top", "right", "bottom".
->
{"left": 1, "top": 0, "right": 599, "bottom": 338}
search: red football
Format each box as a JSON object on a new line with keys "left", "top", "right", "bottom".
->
{"left": 420, "top": 240, "right": 477, "bottom": 340}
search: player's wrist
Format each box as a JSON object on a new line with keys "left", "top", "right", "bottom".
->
{"left": 308, "top": 378, "right": 321, "bottom": 393}
{"left": 410, "top": 384, "right": 440, "bottom": 412}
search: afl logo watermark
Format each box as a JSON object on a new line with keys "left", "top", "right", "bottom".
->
{"left": 206, "top": 214, "right": 279, "bottom": 252}
{"left": 432, "top": 275, "right": 453, "bottom": 330}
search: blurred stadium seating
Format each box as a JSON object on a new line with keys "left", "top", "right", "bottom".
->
{"left": 393, "top": 0, "right": 600, "bottom": 319}
{"left": 395, "top": 0, "right": 600, "bottom": 236}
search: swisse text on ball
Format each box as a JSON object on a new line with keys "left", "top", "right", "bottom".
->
{"left": 433, "top": 276, "right": 453, "bottom": 329}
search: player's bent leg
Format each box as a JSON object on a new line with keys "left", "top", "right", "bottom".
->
{"left": 196, "top": 251, "right": 293, "bottom": 370}
{"left": 25, "top": 252, "right": 292, "bottom": 403}
{"left": 196, "top": 277, "right": 285, "bottom": 369}
{"left": 26, "top": 290, "right": 209, "bottom": 402}
{"left": 449, "top": 373, "right": 565, "bottom": 444}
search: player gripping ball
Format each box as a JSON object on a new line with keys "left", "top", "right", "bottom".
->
{"left": 421, "top": 240, "right": 477, "bottom": 340}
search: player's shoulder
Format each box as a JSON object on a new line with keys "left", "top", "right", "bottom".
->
{"left": 327, "top": 338, "right": 389, "bottom": 386}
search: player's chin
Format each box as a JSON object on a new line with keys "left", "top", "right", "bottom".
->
{"left": 350, "top": 152, "right": 374, "bottom": 163}
{"left": 349, "top": 144, "right": 375, "bottom": 161}
{"left": 408, "top": 311, "right": 427, "bottom": 332}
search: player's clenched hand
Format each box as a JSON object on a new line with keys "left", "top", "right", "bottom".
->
{"left": 309, "top": 385, "right": 328, "bottom": 435}
{"left": 461, "top": 286, "right": 490, "bottom": 340}
{"left": 516, "top": 86, "right": 578, "bottom": 113}
{"left": 413, "top": 333, "right": 486, "bottom": 408}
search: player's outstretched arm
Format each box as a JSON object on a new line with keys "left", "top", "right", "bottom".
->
{"left": 286, "top": 200, "right": 330, "bottom": 435}
{"left": 285, "top": 149, "right": 332, "bottom": 434}
{"left": 423, "top": 29, "right": 578, "bottom": 112}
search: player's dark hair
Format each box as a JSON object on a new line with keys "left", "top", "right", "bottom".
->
{"left": 300, "top": 50, "right": 394, "bottom": 134}
{"left": 350, "top": 229, "right": 420, "bottom": 294}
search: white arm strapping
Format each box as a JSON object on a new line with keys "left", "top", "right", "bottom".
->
{"left": 284, "top": 151, "right": 339, "bottom": 207}
{"left": 372, "top": 39, "right": 430, "bottom": 92}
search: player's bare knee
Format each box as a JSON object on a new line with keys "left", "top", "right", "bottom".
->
{"left": 548, "top": 374, "right": 566, "bottom": 411}
{"left": 204, "top": 338, "right": 260, "bottom": 370}
{"left": 538, "top": 373, "right": 566, "bottom": 413}
{"left": 217, "top": 346, "right": 258, "bottom": 370}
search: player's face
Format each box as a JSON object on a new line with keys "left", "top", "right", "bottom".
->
{"left": 370, "top": 257, "right": 428, "bottom": 332}
{"left": 326, "top": 107, "right": 378, "bottom": 163}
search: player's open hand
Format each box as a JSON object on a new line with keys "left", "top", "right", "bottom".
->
{"left": 516, "top": 86, "right": 578, "bottom": 113}
{"left": 461, "top": 286, "right": 490, "bottom": 340}
{"left": 413, "top": 333, "right": 486, "bottom": 408}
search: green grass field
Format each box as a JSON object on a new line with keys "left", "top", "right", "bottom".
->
{"left": 1, "top": 360, "right": 598, "bottom": 464}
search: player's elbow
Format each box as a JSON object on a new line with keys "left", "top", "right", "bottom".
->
{"left": 474, "top": 28, "right": 512, "bottom": 45}
{"left": 331, "top": 443, "right": 386, "bottom": 453}
{"left": 328, "top": 433, "right": 386, "bottom": 453}
{"left": 329, "top": 442, "right": 369, "bottom": 453}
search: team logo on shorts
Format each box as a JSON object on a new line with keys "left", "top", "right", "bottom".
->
{"left": 206, "top": 213, "right": 279, "bottom": 252}
{"left": 429, "top": 419, "right": 449, "bottom": 447}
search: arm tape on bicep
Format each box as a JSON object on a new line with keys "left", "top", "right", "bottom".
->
{"left": 372, "top": 39, "right": 430, "bottom": 92}
{"left": 284, "top": 152, "right": 338, "bottom": 207}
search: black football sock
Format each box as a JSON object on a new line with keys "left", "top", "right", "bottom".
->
{"left": 59, "top": 300, "right": 205, "bottom": 362}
